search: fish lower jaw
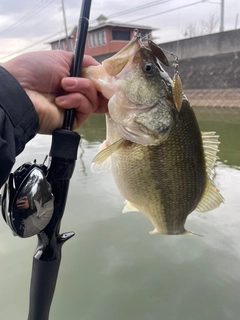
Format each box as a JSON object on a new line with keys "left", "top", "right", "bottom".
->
{"left": 117, "top": 124, "right": 168, "bottom": 146}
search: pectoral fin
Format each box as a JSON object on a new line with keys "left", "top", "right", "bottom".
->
{"left": 91, "top": 138, "right": 126, "bottom": 173}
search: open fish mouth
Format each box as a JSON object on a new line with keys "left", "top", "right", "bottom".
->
{"left": 116, "top": 123, "right": 171, "bottom": 146}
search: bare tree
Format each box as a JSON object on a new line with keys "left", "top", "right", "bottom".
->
{"left": 202, "top": 13, "right": 219, "bottom": 34}
{"left": 184, "top": 13, "right": 219, "bottom": 38}
{"left": 184, "top": 23, "right": 201, "bottom": 38}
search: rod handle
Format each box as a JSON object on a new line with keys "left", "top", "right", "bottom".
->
{"left": 27, "top": 257, "right": 61, "bottom": 320}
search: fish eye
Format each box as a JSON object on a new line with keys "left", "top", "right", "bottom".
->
{"left": 144, "top": 63, "right": 156, "bottom": 76}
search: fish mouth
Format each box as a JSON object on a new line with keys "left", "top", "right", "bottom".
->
{"left": 117, "top": 123, "right": 170, "bottom": 146}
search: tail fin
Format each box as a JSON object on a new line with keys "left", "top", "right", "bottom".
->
{"left": 183, "top": 230, "right": 203, "bottom": 237}
{"left": 149, "top": 228, "right": 203, "bottom": 237}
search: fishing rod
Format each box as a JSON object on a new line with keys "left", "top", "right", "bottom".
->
{"left": 26, "top": 1, "right": 92, "bottom": 319}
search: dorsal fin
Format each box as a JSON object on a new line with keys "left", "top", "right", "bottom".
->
{"left": 201, "top": 131, "right": 221, "bottom": 174}
{"left": 196, "top": 132, "right": 224, "bottom": 212}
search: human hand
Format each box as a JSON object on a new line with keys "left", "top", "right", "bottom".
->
{"left": 2, "top": 50, "right": 108, "bottom": 134}
{"left": 16, "top": 196, "right": 29, "bottom": 210}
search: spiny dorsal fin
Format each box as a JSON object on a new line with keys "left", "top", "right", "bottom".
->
{"left": 91, "top": 138, "right": 125, "bottom": 173}
{"left": 196, "top": 131, "right": 224, "bottom": 212}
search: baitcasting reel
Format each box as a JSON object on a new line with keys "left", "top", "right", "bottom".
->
{"left": 1, "top": 161, "right": 54, "bottom": 238}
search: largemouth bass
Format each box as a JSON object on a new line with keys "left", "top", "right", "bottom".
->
{"left": 82, "top": 31, "right": 224, "bottom": 235}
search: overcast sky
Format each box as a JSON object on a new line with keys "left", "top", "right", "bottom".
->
{"left": 0, "top": 0, "right": 239, "bottom": 61}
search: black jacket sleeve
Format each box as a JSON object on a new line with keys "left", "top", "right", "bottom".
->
{"left": 0, "top": 66, "right": 39, "bottom": 188}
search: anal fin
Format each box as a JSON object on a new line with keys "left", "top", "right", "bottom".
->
{"left": 122, "top": 201, "right": 140, "bottom": 214}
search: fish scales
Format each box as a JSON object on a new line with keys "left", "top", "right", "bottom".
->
{"left": 109, "top": 99, "right": 206, "bottom": 234}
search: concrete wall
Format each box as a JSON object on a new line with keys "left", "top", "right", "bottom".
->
{"left": 158, "top": 29, "right": 240, "bottom": 60}
{"left": 156, "top": 29, "right": 240, "bottom": 90}
{"left": 176, "top": 50, "right": 240, "bottom": 89}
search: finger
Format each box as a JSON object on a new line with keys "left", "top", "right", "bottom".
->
{"left": 73, "top": 113, "right": 91, "bottom": 129}
{"left": 56, "top": 92, "right": 102, "bottom": 128}
{"left": 82, "top": 55, "right": 99, "bottom": 68}
{"left": 56, "top": 91, "right": 109, "bottom": 115}
{"left": 60, "top": 77, "right": 99, "bottom": 110}
{"left": 17, "top": 204, "right": 25, "bottom": 209}
{"left": 94, "top": 92, "right": 109, "bottom": 114}
{"left": 56, "top": 92, "right": 97, "bottom": 114}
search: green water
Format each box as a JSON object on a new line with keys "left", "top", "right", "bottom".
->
{"left": 0, "top": 109, "right": 240, "bottom": 320}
